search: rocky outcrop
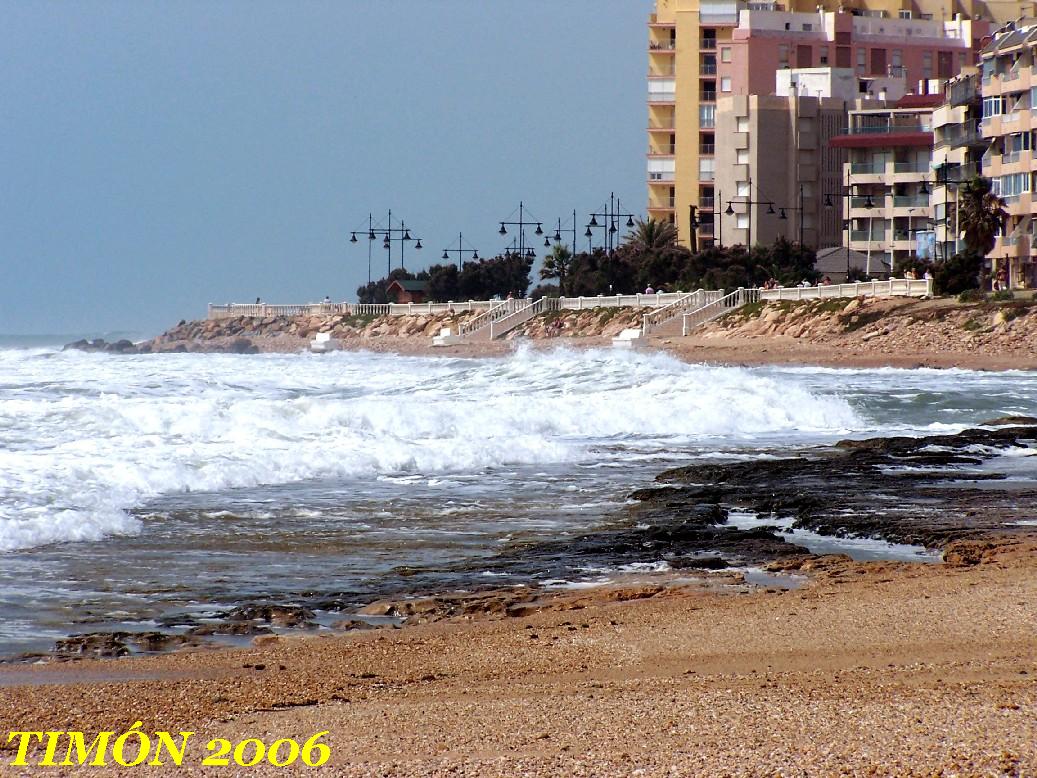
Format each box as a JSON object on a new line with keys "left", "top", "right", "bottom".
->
{"left": 701, "top": 296, "right": 1037, "bottom": 358}
{"left": 133, "top": 307, "right": 652, "bottom": 353}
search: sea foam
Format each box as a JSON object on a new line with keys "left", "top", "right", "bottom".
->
{"left": 0, "top": 346, "right": 861, "bottom": 552}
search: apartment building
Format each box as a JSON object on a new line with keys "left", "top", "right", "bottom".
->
{"left": 830, "top": 96, "right": 942, "bottom": 273}
{"left": 932, "top": 69, "right": 986, "bottom": 260}
{"left": 648, "top": 0, "right": 1008, "bottom": 250}
{"left": 714, "top": 89, "right": 859, "bottom": 251}
{"left": 980, "top": 21, "right": 1037, "bottom": 288}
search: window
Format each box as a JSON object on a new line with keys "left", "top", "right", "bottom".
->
{"left": 736, "top": 116, "right": 749, "bottom": 132}
{"left": 857, "top": 48, "right": 867, "bottom": 74}
{"left": 721, "top": 46, "right": 732, "bottom": 63}
{"left": 892, "top": 49, "right": 902, "bottom": 67}
{"left": 802, "top": 23, "right": 813, "bottom": 31}
{"left": 721, "top": 76, "right": 732, "bottom": 92}
{"left": 983, "top": 95, "right": 1006, "bottom": 118}
{"left": 819, "top": 46, "right": 829, "bottom": 65}
{"left": 736, "top": 148, "right": 749, "bottom": 164}
{"left": 699, "top": 158, "right": 716, "bottom": 181}
{"left": 922, "top": 51, "right": 932, "bottom": 80}
{"left": 736, "top": 180, "right": 750, "bottom": 196}
{"left": 699, "top": 104, "right": 716, "bottom": 128}
{"left": 898, "top": 9, "right": 912, "bottom": 18}
{"left": 736, "top": 214, "right": 749, "bottom": 229}
{"left": 995, "top": 172, "right": 1030, "bottom": 197}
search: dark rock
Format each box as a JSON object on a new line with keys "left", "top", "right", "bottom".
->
{"left": 53, "top": 633, "right": 130, "bottom": 660}
{"left": 227, "top": 337, "right": 259, "bottom": 354}
{"left": 670, "top": 555, "right": 728, "bottom": 570}
{"left": 226, "top": 603, "right": 315, "bottom": 628}
{"left": 980, "top": 415, "right": 1037, "bottom": 427}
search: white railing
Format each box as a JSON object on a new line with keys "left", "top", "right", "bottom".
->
{"left": 207, "top": 300, "right": 499, "bottom": 320}
{"left": 641, "top": 289, "right": 725, "bottom": 335}
{"left": 208, "top": 293, "right": 702, "bottom": 321}
{"left": 760, "top": 278, "right": 932, "bottom": 301}
{"left": 489, "top": 298, "right": 546, "bottom": 339}
{"left": 456, "top": 299, "right": 525, "bottom": 338}
{"left": 682, "top": 288, "right": 760, "bottom": 335}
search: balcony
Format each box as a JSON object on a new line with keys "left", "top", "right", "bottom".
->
{"left": 700, "top": 196, "right": 715, "bottom": 209}
{"left": 651, "top": 196, "right": 677, "bottom": 208}
{"left": 648, "top": 91, "right": 676, "bottom": 103}
{"left": 649, "top": 41, "right": 677, "bottom": 52}
{"left": 701, "top": 62, "right": 717, "bottom": 75}
{"left": 850, "top": 161, "right": 881, "bottom": 174}
{"left": 846, "top": 122, "right": 931, "bottom": 135}
{"left": 700, "top": 143, "right": 715, "bottom": 155}
{"left": 700, "top": 38, "right": 717, "bottom": 50}
{"left": 893, "top": 161, "right": 930, "bottom": 173}
{"left": 850, "top": 230, "right": 887, "bottom": 241}
{"left": 649, "top": 172, "right": 676, "bottom": 182}
{"left": 648, "top": 121, "right": 676, "bottom": 131}
{"left": 1002, "top": 151, "right": 1021, "bottom": 164}
{"left": 699, "top": 170, "right": 716, "bottom": 181}
{"left": 850, "top": 195, "right": 883, "bottom": 208}
{"left": 892, "top": 194, "right": 930, "bottom": 207}
{"left": 649, "top": 67, "right": 676, "bottom": 77}
{"left": 701, "top": 90, "right": 717, "bottom": 102}
{"left": 648, "top": 144, "right": 676, "bottom": 155}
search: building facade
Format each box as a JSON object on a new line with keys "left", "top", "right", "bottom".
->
{"left": 931, "top": 69, "right": 985, "bottom": 261}
{"left": 713, "top": 92, "right": 852, "bottom": 250}
{"left": 830, "top": 96, "right": 942, "bottom": 273}
{"left": 980, "top": 21, "right": 1037, "bottom": 288}
{"left": 648, "top": 0, "right": 1014, "bottom": 250}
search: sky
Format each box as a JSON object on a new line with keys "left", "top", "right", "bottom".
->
{"left": 0, "top": 1, "right": 651, "bottom": 337}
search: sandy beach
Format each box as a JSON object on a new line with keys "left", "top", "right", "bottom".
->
{"left": 1, "top": 535, "right": 1035, "bottom": 775}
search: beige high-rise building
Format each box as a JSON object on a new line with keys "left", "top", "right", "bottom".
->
{"left": 713, "top": 92, "right": 853, "bottom": 251}
{"left": 647, "top": 0, "right": 1027, "bottom": 250}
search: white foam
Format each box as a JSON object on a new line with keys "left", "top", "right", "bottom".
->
{"left": 0, "top": 346, "right": 873, "bottom": 552}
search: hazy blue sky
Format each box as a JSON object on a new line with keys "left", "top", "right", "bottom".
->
{"left": 1, "top": 1, "right": 651, "bottom": 336}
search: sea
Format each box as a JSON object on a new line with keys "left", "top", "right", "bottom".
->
{"left": 2, "top": 341, "right": 1036, "bottom": 657}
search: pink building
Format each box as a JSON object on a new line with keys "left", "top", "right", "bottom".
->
{"left": 720, "top": 10, "right": 991, "bottom": 99}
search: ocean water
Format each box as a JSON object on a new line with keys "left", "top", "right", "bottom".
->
{"left": 1, "top": 345, "right": 1036, "bottom": 656}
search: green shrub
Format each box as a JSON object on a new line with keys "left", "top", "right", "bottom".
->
{"left": 989, "top": 289, "right": 1015, "bottom": 302}
{"left": 962, "top": 318, "right": 982, "bottom": 331}
{"left": 957, "top": 289, "right": 985, "bottom": 304}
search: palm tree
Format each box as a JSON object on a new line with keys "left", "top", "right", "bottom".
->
{"left": 539, "top": 243, "right": 574, "bottom": 295}
{"left": 623, "top": 218, "right": 678, "bottom": 253}
{"left": 957, "top": 176, "right": 1007, "bottom": 257}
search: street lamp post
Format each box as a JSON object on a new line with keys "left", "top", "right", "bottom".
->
{"left": 586, "top": 192, "right": 636, "bottom": 254}
{"left": 824, "top": 176, "right": 875, "bottom": 280}
{"left": 551, "top": 211, "right": 578, "bottom": 252}
{"left": 350, "top": 209, "right": 423, "bottom": 277}
{"left": 724, "top": 177, "right": 775, "bottom": 251}
{"left": 498, "top": 201, "right": 544, "bottom": 260}
{"left": 688, "top": 204, "right": 699, "bottom": 253}
{"left": 441, "top": 232, "right": 479, "bottom": 270}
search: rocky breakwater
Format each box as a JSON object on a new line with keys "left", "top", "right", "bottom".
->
{"left": 67, "top": 306, "right": 654, "bottom": 354}
{"left": 702, "top": 296, "right": 1037, "bottom": 359}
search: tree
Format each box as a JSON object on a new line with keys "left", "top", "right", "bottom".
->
{"left": 958, "top": 175, "right": 1007, "bottom": 257}
{"left": 623, "top": 218, "right": 678, "bottom": 253}
{"left": 457, "top": 254, "right": 534, "bottom": 300}
{"left": 425, "top": 264, "right": 460, "bottom": 303}
{"left": 539, "top": 244, "right": 575, "bottom": 296}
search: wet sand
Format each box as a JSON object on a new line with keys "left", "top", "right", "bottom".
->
{"left": 1, "top": 536, "right": 1035, "bottom": 775}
